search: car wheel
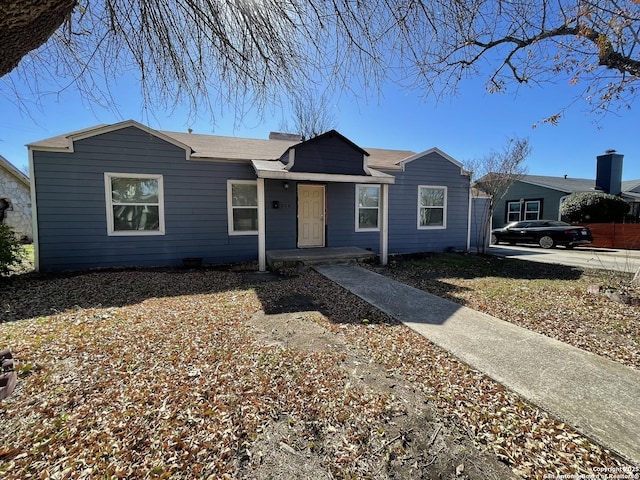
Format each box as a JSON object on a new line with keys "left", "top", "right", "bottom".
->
{"left": 490, "top": 234, "right": 498, "bottom": 245}
{"left": 538, "top": 235, "right": 555, "bottom": 249}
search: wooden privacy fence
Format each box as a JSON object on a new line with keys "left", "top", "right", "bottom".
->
{"left": 577, "top": 223, "right": 640, "bottom": 249}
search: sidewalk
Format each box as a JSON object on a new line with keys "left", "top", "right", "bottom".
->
{"left": 315, "top": 264, "right": 640, "bottom": 465}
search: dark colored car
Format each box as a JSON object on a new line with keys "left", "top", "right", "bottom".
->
{"left": 491, "top": 220, "right": 593, "bottom": 249}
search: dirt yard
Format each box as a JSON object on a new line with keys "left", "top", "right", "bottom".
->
{"left": 1, "top": 254, "right": 637, "bottom": 479}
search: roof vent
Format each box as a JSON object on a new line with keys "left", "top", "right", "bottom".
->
{"left": 269, "top": 132, "right": 302, "bottom": 141}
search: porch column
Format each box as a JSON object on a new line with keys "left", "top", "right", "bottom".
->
{"left": 380, "top": 183, "right": 389, "bottom": 266}
{"left": 257, "top": 178, "right": 266, "bottom": 271}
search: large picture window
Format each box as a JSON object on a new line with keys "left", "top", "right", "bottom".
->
{"left": 356, "top": 184, "right": 380, "bottom": 231}
{"left": 105, "top": 173, "right": 164, "bottom": 235}
{"left": 228, "top": 180, "right": 258, "bottom": 235}
{"left": 418, "top": 186, "right": 446, "bottom": 229}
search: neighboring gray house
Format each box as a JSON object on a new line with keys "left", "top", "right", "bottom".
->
{"left": 28, "top": 120, "right": 476, "bottom": 271}
{"left": 0, "top": 154, "right": 32, "bottom": 241}
{"left": 489, "top": 151, "right": 640, "bottom": 228}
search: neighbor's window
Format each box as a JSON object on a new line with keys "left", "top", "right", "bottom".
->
{"left": 418, "top": 186, "right": 446, "bottom": 229}
{"left": 356, "top": 184, "right": 380, "bottom": 231}
{"left": 524, "top": 200, "right": 541, "bottom": 220}
{"left": 506, "top": 201, "right": 521, "bottom": 222}
{"left": 506, "top": 199, "right": 541, "bottom": 222}
{"left": 105, "top": 173, "right": 164, "bottom": 235}
{"left": 228, "top": 180, "right": 258, "bottom": 235}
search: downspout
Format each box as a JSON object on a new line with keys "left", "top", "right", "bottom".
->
{"left": 28, "top": 148, "right": 40, "bottom": 271}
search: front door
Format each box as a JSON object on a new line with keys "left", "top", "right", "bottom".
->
{"left": 297, "top": 184, "right": 325, "bottom": 248}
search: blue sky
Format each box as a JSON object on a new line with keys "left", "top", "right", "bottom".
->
{"left": 1, "top": 68, "right": 639, "bottom": 181}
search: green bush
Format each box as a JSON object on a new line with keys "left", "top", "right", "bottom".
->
{"left": 0, "top": 224, "right": 25, "bottom": 274}
{"left": 560, "top": 191, "right": 630, "bottom": 223}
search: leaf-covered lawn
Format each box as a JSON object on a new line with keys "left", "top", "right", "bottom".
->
{"left": 1, "top": 270, "right": 394, "bottom": 478}
{"left": 375, "top": 253, "right": 640, "bottom": 370}
{"left": 1, "top": 257, "right": 637, "bottom": 478}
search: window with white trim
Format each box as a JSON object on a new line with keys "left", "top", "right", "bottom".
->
{"left": 506, "top": 199, "right": 541, "bottom": 222}
{"left": 524, "top": 200, "right": 541, "bottom": 220}
{"left": 418, "top": 186, "right": 446, "bottom": 229}
{"left": 506, "top": 201, "right": 521, "bottom": 223}
{"left": 105, "top": 173, "right": 164, "bottom": 235}
{"left": 227, "top": 180, "right": 258, "bottom": 235}
{"left": 356, "top": 184, "right": 380, "bottom": 231}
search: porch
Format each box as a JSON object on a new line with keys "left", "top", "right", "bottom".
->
{"left": 266, "top": 246, "right": 377, "bottom": 270}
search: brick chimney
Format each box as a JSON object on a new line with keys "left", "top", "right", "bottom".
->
{"left": 595, "top": 150, "right": 623, "bottom": 195}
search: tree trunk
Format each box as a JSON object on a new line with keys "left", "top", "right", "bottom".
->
{"left": 0, "top": 0, "right": 77, "bottom": 77}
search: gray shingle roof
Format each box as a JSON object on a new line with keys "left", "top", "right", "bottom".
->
{"left": 28, "top": 122, "right": 417, "bottom": 170}
{"left": 519, "top": 175, "right": 596, "bottom": 192}
{"left": 520, "top": 174, "right": 640, "bottom": 195}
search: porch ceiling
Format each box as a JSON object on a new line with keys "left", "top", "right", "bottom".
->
{"left": 251, "top": 160, "right": 395, "bottom": 184}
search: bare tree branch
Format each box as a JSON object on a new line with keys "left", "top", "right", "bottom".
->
{"left": 468, "top": 137, "right": 531, "bottom": 253}
{"left": 1, "top": 0, "right": 639, "bottom": 121}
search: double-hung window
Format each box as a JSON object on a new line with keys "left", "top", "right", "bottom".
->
{"left": 506, "top": 201, "right": 521, "bottom": 223}
{"left": 418, "top": 186, "right": 446, "bottom": 229}
{"left": 524, "top": 200, "right": 541, "bottom": 220}
{"left": 228, "top": 180, "right": 258, "bottom": 235}
{"left": 105, "top": 173, "right": 164, "bottom": 235}
{"left": 356, "top": 184, "right": 380, "bottom": 231}
{"left": 506, "top": 199, "right": 541, "bottom": 222}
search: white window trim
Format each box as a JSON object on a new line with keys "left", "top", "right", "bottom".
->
{"left": 417, "top": 185, "right": 447, "bottom": 230}
{"left": 507, "top": 199, "right": 541, "bottom": 222}
{"left": 524, "top": 200, "right": 541, "bottom": 220}
{"left": 227, "top": 179, "right": 259, "bottom": 236}
{"left": 355, "top": 184, "right": 381, "bottom": 232}
{"left": 104, "top": 173, "right": 165, "bottom": 236}
{"left": 506, "top": 201, "right": 521, "bottom": 223}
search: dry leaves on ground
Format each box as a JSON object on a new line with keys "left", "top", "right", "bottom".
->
{"left": 1, "top": 256, "right": 638, "bottom": 479}
{"left": 373, "top": 253, "right": 640, "bottom": 370}
{"left": 255, "top": 266, "right": 635, "bottom": 478}
{"left": 1, "top": 270, "right": 397, "bottom": 478}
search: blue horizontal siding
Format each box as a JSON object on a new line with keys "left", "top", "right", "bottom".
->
{"left": 387, "top": 152, "right": 470, "bottom": 254}
{"left": 33, "top": 126, "right": 471, "bottom": 270}
{"left": 33, "top": 127, "right": 260, "bottom": 271}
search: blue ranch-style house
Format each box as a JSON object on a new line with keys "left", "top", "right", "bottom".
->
{"left": 28, "top": 120, "right": 477, "bottom": 271}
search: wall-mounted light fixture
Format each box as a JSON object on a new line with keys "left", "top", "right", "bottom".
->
{"left": 283, "top": 181, "right": 289, "bottom": 190}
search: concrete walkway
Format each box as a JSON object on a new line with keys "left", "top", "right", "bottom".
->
{"left": 315, "top": 264, "right": 640, "bottom": 465}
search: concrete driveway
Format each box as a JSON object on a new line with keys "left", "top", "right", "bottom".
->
{"left": 488, "top": 245, "right": 640, "bottom": 273}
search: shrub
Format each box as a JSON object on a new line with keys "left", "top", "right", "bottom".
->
{"left": 560, "top": 192, "right": 630, "bottom": 223}
{"left": 0, "top": 224, "right": 25, "bottom": 274}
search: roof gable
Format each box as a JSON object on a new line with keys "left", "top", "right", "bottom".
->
{"left": 282, "top": 129, "right": 372, "bottom": 176}
{"left": 29, "top": 120, "right": 193, "bottom": 160}
{"left": 289, "top": 130, "right": 369, "bottom": 157}
{"left": 398, "top": 147, "right": 465, "bottom": 173}
{"left": 0, "top": 154, "right": 29, "bottom": 187}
